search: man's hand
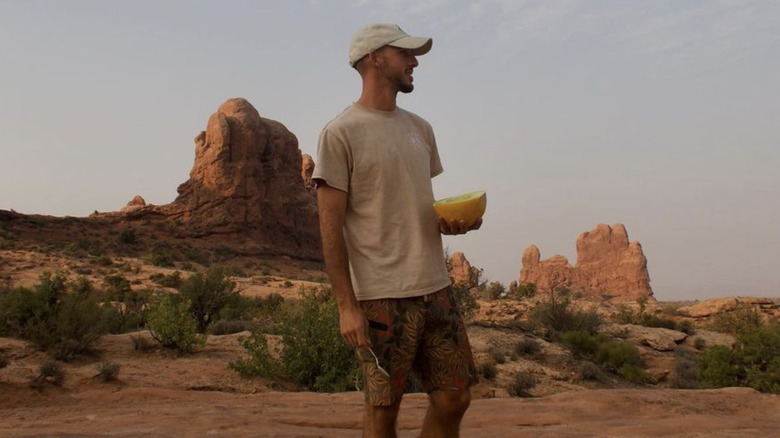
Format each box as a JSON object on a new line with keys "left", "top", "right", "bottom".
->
{"left": 338, "top": 303, "right": 369, "bottom": 349}
{"left": 439, "top": 217, "right": 482, "bottom": 235}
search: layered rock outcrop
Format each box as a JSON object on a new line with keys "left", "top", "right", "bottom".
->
{"left": 520, "top": 224, "right": 652, "bottom": 300}
{"left": 448, "top": 251, "right": 473, "bottom": 285}
{"left": 167, "top": 98, "right": 320, "bottom": 258}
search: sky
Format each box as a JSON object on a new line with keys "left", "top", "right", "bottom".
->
{"left": 1, "top": 0, "right": 779, "bottom": 301}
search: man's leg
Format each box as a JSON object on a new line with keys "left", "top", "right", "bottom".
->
{"left": 419, "top": 389, "right": 471, "bottom": 438}
{"left": 364, "top": 400, "right": 402, "bottom": 438}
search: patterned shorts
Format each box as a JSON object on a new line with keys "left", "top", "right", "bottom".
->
{"left": 357, "top": 286, "right": 477, "bottom": 406}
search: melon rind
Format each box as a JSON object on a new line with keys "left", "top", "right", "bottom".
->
{"left": 432, "top": 191, "right": 487, "bottom": 227}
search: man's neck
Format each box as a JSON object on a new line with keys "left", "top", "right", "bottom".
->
{"left": 357, "top": 79, "right": 399, "bottom": 111}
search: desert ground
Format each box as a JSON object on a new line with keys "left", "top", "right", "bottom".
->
{"left": 3, "top": 331, "right": 780, "bottom": 438}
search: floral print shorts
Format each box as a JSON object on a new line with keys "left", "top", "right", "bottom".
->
{"left": 357, "top": 286, "right": 477, "bottom": 406}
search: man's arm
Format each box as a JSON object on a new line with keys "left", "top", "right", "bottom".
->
{"left": 317, "top": 182, "right": 369, "bottom": 349}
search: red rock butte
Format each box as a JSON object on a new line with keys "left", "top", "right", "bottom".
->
{"left": 520, "top": 223, "right": 653, "bottom": 300}
{"left": 96, "top": 98, "right": 321, "bottom": 260}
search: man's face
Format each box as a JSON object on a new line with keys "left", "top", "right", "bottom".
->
{"left": 376, "top": 46, "right": 419, "bottom": 94}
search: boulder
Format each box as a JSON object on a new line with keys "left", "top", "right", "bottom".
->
{"left": 448, "top": 251, "right": 472, "bottom": 285}
{"left": 602, "top": 324, "right": 687, "bottom": 352}
{"left": 519, "top": 224, "right": 652, "bottom": 301}
{"left": 121, "top": 195, "right": 147, "bottom": 212}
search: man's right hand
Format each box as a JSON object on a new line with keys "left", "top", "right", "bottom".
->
{"left": 339, "top": 304, "right": 369, "bottom": 349}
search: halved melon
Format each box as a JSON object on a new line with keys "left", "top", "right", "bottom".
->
{"left": 433, "top": 191, "right": 487, "bottom": 227}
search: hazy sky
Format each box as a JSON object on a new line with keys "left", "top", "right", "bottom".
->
{"left": 2, "top": 0, "right": 779, "bottom": 301}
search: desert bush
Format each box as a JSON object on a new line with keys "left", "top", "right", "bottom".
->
{"left": 178, "top": 266, "right": 237, "bottom": 334}
{"left": 209, "top": 319, "right": 254, "bottom": 335}
{"left": 693, "top": 337, "right": 706, "bottom": 350}
{"left": 230, "top": 287, "right": 358, "bottom": 393}
{"left": 507, "top": 282, "right": 537, "bottom": 300}
{"left": 146, "top": 246, "right": 177, "bottom": 267}
{"left": 131, "top": 335, "right": 156, "bottom": 352}
{"left": 96, "top": 362, "right": 120, "bottom": 382}
{"left": 488, "top": 346, "right": 506, "bottom": 364}
{"left": 485, "top": 281, "right": 506, "bottom": 300}
{"left": 672, "top": 347, "right": 700, "bottom": 389}
{"left": 119, "top": 228, "right": 136, "bottom": 244}
{"left": 478, "top": 362, "right": 498, "bottom": 380}
{"left": 146, "top": 294, "right": 203, "bottom": 353}
{"left": 698, "top": 321, "right": 780, "bottom": 393}
{"left": 218, "top": 293, "right": 284, "bottom": 324}
{"left": 102, "top": 287, "right": 153, "bottom": 334}
{"left": 150, "top": 271, "right": 183, "bottom": 288}
{"left": 515, "top": 337, "right": 542, "bottom": 356}
{"left": 181, "top": 246, "right": 210, "bottom": 266}
{"left": 578, "top": 361, "right": 605, "bottom": 382}
{"left": 621, "top": 364, "right": 649, "bottom": 384}
{"left": 0, "top": 350, "right": 8, "bottom": 369}
{"left": 0, "top": 272, "right": 109, "bottom": 360}
{"left": 562, "top": 330, "right": 607, "bottom": 358}
{"left": 38, "top": 359, "right": 64, "bottom": 386}
{"left": 595, "top": 340, "right": 642, "bottom": 372}
{"left": 676, "top": 320, "right": 696, "bottom": 335}
{"left": 229, "top": 330, "right": 279, "bottom": 378}
{"left": 708, "top": 303, "right": 762, "bottom": 335}
{"left": 94, "top": 254, "right": 113, "bottom": 267}
{"left": 450, "top": 283, "right": 479, "bottom": 322}
{"left": 530, "top": 290, "right": 602, "bottom": 337}
{"left": 507, "top": 371, "right": 536, "bottom": 397}
{"left": 213, "top": 245, "right": 238, "bottom": 261}
{"left": 102, "top": 274, "right": 131, "bottom": 301}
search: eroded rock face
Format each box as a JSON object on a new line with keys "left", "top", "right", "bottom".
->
{"left": 519, "top": 224, "right": 652, "bottom": 301}
{"left": 448, "top": 251, "right": 472, "bottom": 285}
{"left": 301, "top": 153, "right": 315, "bottom": 191}
{"left": 168, "top": 98, "right": 320, "bottom": 258}
{"left": 121, "top": 195, "right": 147, "bottom": 213}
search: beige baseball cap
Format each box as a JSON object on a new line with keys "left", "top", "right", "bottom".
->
{"left": 349, "top": 23, "right": 432, "bottom": 67}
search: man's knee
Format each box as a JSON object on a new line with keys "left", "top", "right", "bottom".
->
{"left": 429, "top": 389, "right": 471, "bottom": 418}
{"left": 366, "top": 402, "right": 401, "bottom": 429}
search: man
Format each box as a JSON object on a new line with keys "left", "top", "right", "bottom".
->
{"left": 313, "top": 23, "right": 481, "bottom": 438}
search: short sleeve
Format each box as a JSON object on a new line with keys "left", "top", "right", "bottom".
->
{"left": 429, "top": 128, "right": 444, "bottom": 178}
{"left": 312, "top": 127, "right": 351, "bottom": 192}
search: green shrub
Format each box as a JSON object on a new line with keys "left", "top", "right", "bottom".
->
{"left": 38, "top": 359, "right": 64, "bottom": 386}
{"left": 146, "top": 294, "right": 203, "bottom": 353}
{"left": 119, "top": 228, "right": 136, "bottom": 244}
{"left": 96, "top": 362, "right": 120, "bottom": 382}
{"left": 698, "top": 319, "right": 780, "bottom": 393}
{"left": 451, "top": 283, "right": 479, "bottom": 322}
{"left": 478, "top": 362, "right": 498, "bottom": 380}
{"left": 595, "top": 340, "right": 642, "bottom": 372}
{"left": 578, "top": 361, "right": 605, "bottom": 382}
{"left": 146, "top": 246, "right": 177, "bottom": 267}
{"left": 0, "top": 272, "right": 108, "bottom": 360}
{"left": 150, "top": 271, "right": 183, "bottom": 288}
{"left": 131, "top": 335, "right": 156, "bottom": 352}
{"left": 621, "top": 364, "right": 649, "bottom": 384}
{"left": 488, "top": 346, "right": 506, "bottom": 364}
{"left": 277, "top": 287, "right": 358, "bottom": 392}
{"left": 672, "top": 347, "right": 700, "bottom": 389}
{"left": 218, "top": 293, "right": 285, "bottom": 323}
{"left": 228, "top": 331, "right": 279, "bottom": 378}
{"left": 693, "top": 337, "right": 707, "bottom": 350}
{"left": 676, "top": 320, "right": 696, "bottom": 335}
{"left": 507, "top": 371, "right": 536, "bottom": 397}
{"left": 562, "top": 330, "right": 607, "bottom": 358}
{"left": 529, "top": 289, "right": 602, "bottom": 336}
{"left": 230, "top": 287, "right": 358, "bottom": 393}
{"left": 507, "top": 282, "right": 536, "bottom": 300}
{"left": 485, "top": 281, "right": 506, "bottom": 300}
{"left": 102, "top": 274, "right": 131, "bottom": 301}
{"left": 178, "top": 266, "right": 237, "bottom": 334}
{"left": 94, "top": 254, "right": 113, "bottom": 267}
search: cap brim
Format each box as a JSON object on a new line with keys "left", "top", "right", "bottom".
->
{"left": 388, "top": 36, "right": 432, "bottom": 56}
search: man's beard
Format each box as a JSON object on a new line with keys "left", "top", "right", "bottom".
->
{"left": 380, "top": 62, "right": 414, "bottom": 93}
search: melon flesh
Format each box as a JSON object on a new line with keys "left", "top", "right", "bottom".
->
{"left": 433, "top": 191, "right": 487, "bottom": 227}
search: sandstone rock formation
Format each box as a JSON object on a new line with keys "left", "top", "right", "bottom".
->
{"left": 520, "top": 224, "right": 652, "bottom": 301}
{"left": 301, "top": 153, "right": 315, "bottom": 191}
{"left": 166, "top": 98, "right": 320, "bottom": 259}
{"left": 448, "top": 251, "right": 472, "bottom": 285}
{"left": 121, "top": 195, "right": 146, "bottom": 213}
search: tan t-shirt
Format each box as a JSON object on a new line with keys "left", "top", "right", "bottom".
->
{"left": 313, "top": 103, "right": 451, "bottom": 301}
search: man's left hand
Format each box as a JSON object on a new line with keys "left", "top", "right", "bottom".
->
{"left": 439, "top": 217, "right": 482, "bottom": 235}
